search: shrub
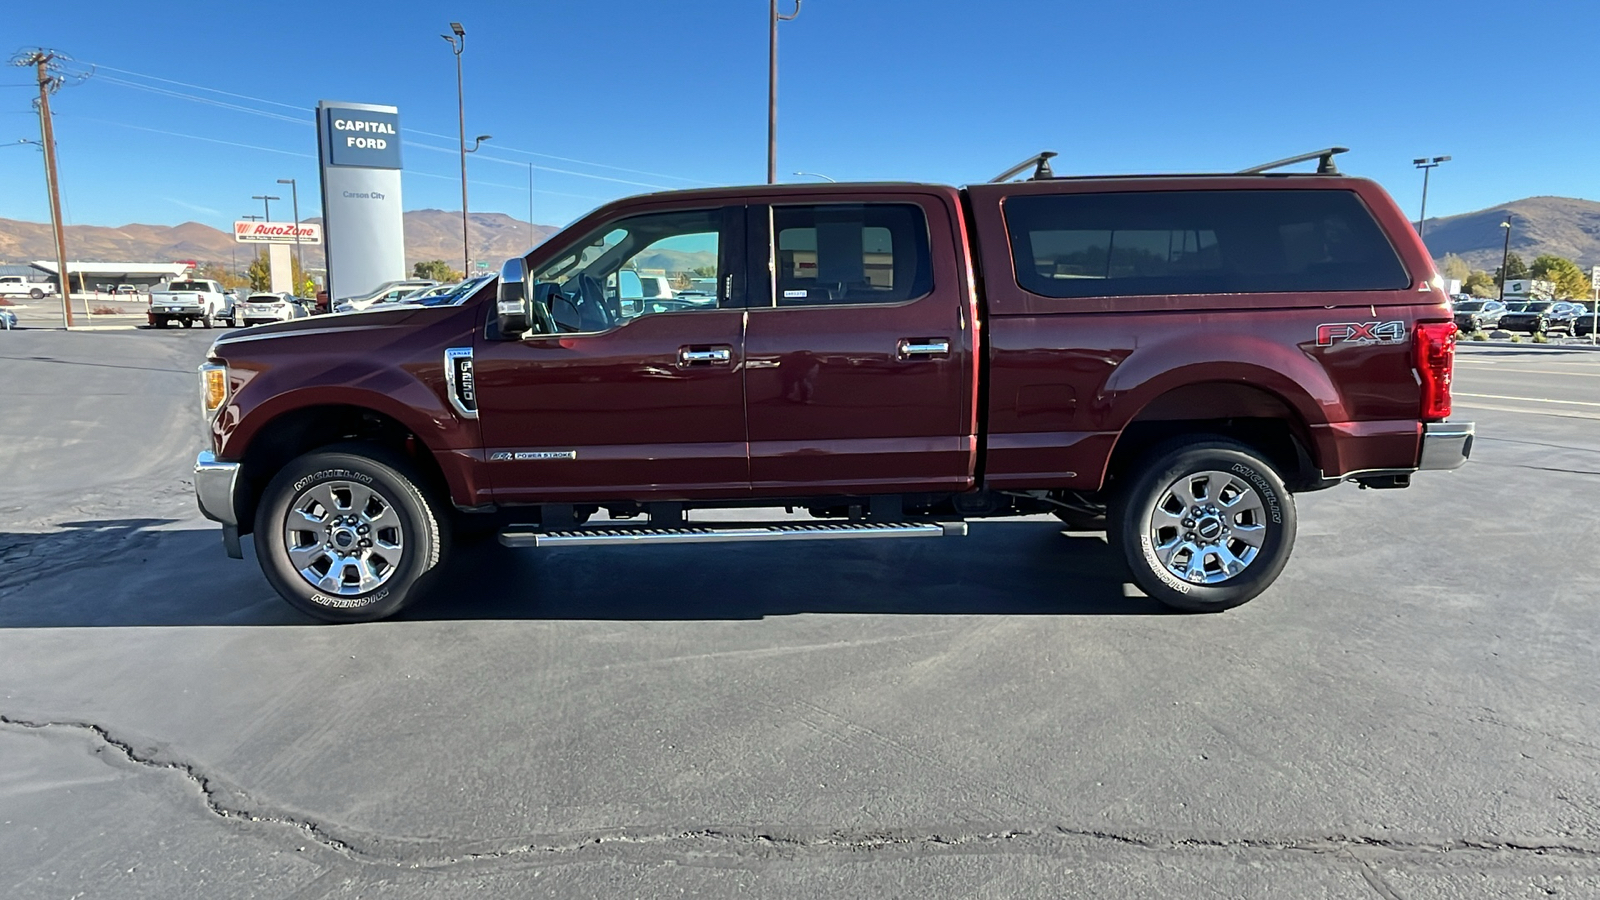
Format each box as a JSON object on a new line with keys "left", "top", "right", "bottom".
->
{"left": 1532, "top": 332, "right": 1549, "bottom": 344}
{"left": 1509, "top": 334, "right": 1522, "bottom": 343}
{"left": 1470, "top": 331, "right": 1488, "bottom": 341}
{"left": 90, "top": 305, "right": 119, "bottom": 315}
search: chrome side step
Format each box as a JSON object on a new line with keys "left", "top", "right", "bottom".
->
{"left": 499, "top": 520, "right": 967, "bottom": 548}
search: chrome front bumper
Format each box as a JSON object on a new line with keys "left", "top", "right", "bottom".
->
{"left": 194, "top": 450, "right": 244, "bottom": 558}
{"left": 1419, "top": 421, "right": 1474, "bottom": 471}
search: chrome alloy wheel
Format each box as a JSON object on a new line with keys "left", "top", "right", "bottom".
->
{"left": 1147, "top": 470, "right": 1268, "bottom": 585}
{"left": 282, "top": 480, "right": 405, "bottom": 596}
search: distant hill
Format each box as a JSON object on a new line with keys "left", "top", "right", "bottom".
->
{"left": 1421, "top": 196, "right": 1600, "bottom": 272}
{"left": 0, "top": 211, "right": 561, "bottom": 272}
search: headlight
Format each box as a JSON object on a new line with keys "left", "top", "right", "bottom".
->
{"left": 200, "top": 363, "right": 229, "bottom": 417}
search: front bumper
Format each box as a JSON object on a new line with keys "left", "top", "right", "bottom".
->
{"left": 195, "top": 450, "right": 244, "bottom": 558}
{"left": 1419, "top": 421, "right": 1474, "bottom": 471}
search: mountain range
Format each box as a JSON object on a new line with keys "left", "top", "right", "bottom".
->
{"left": 6, "top": 195, "right": 1600, "bottom": 278}
{"left": 1418, "top": 196, "right": 1600, "bottom": 273}
{"left": 0, "top": 210, "right": 561, "bottom": 272}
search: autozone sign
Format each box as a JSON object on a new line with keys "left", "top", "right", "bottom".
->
{"left": 233, "top": 221, "right": 323, "bottom": 245}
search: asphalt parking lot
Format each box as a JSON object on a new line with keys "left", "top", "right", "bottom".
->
{"left": 2, "top": 330, "right": 1598, "bottom": 898}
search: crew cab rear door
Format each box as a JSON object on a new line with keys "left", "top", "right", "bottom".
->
{"left": 742, "top": 189, "right": 979, "bottom": 495}
{"left": 473, "top": 203, "right": 750, "bottom": 502}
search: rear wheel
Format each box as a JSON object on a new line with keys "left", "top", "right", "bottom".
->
{"left": 254, "top": 446, "right": 446, "bottom": 623}
{"left": 1114, "top": 438, "right": 1296, "bottom": 612}
{"left": 152, "top": 316, "right": 168, "bottom": 329}
{"left": 29, "top": 288, "right": 43, "bottom": 300}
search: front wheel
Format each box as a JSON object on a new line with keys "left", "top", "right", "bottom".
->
{"left": 1114, "top": 438, "right": 1297, "bottom": 612}
{"left": 254, "top": 446, "right": 446, "bottom": 622}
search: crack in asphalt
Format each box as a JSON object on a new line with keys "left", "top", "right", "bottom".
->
{"left": 6, "top": 712, "right": 1600, "bottom": 872}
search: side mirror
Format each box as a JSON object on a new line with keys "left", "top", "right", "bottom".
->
{"left": 497, "top": 257, "right": 532, "bottom": 338}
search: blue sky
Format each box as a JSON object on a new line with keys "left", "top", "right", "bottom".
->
{"left": 3, "top": 0, "right": 1597, "bottom": 234}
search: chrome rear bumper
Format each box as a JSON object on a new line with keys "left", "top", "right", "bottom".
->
{"left": 1419, "top": 422, "right": 1474, "bottom": 471}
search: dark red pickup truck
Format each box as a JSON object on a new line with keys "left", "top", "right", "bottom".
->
{"left": 194, "top": 149, "right": 1472, "bottom": 622}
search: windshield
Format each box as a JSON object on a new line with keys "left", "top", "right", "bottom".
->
{"left": 1525, "top": 302, "right": 1553, "bottom": 312}
{"left": 1455, "top": 301, "right": 1484, "bottom": 312}
{"left": 413, "top": 274, "right": 495, "bottom": 307}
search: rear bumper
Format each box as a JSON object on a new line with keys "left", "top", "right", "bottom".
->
{"left": 194, "top": 451, "right": 244, "bottom": 558}
{"left": 1418, "top": 421, "right": 1474, "bottom": 471}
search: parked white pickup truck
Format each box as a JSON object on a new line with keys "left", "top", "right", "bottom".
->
{"left": 148, "top": 279, "right": 230, "bottom": 328}
{"left": 0, "top": 275, "right": 49, "bottom": 300}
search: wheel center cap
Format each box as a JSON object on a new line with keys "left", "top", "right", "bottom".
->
{"left": 333, "top": 529, "right": 356, "bottom": 549}
{"left": 1196, "top": 517, "right": 1224, "bottom": 541}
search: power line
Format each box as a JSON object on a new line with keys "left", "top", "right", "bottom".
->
{"left": 76, "top": 61, "right": 718, "bottom": 186}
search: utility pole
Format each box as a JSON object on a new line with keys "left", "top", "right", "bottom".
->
{"left": 278, "top": 179, "right": 302, "bottom": 293}
{"left": 768, "top": 0, "right": 801, "bottom": 184}
{"left": 14, "top": 50, "right": 75, "bottom": 326}
{"left": 443, "top": 22, "right": 469, "bottom": 274}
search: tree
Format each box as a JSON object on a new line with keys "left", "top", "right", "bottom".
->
{"left": 1463, "top": 270, "right": 1497, "bottom": 298}
{"left": 690, "top": 265, "right": 718, "bottom": 278}
{"left": 246, "top": 252, "right": 272, "bottom": 291}
{"left": 1437, "top": 254, "right": 1471, "bottom": 283}
{"left": 1529, "top": 254, "right": 1590, "bottom": 299}
{"left": 413, "top": 260, "right": 462, "bottom": 282}
{"left": 197, "top": 262, "right": 249, "bottom": 291}
{"left": 1496, "top": 252, "right": 1529, "bottom": 285}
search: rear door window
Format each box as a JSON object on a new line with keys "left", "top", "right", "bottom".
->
{"left": 769, "top": 203, "right": 933, "bottom": 306}
{"left": 1005, "top": 190, "right": 1410, "bottom": 298}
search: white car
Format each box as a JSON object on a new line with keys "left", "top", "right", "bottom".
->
{"left": 332, "top": 280, "right": 438, "bottom": 313}
{"left": 234, "top": 293, "right": 309, "bottom": 327}
{"left": 149, "top": 279, "right": 229, "bottom": 328}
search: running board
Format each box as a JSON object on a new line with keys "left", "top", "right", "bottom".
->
{"left": 499, "top": 520, "right": 968, "bottom": 548}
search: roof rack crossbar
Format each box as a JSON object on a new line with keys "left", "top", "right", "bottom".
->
{"left": 990, "top": 151, "right": 1058, "bottom": 183}
{"left": 1238, "top": 146, "right": 1349, "bottom": 175}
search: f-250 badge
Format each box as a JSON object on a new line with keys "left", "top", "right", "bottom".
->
{"left": 1315, "top": 321, "right": 1406, "bottom": 347}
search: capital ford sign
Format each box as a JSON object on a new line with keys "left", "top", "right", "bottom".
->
{"left": 322, "top": 106, "right": 402, "bottom": 169}
{"left": 233, "top": 221, "right": 323, "bottom": 245}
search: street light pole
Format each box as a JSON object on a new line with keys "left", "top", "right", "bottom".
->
{"left": 1413, "top": 155, "right": 1450, "bottom": 240}
{"left": 252, "top": 194, "right": 278, "bottom": 223}
{"left": 1497, "top": 216, "right": 1513, "bottom": 302}
{"left": 443, "top": 22, "right": 469, "bottom": 274}
{"left": 277, "top": 178, "right": 301, "bottom": 293}
{"left": 768, "top": 0, "right": 801, "bottom": 184}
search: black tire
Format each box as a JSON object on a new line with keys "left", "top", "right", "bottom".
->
{"left": 1113, "top": 437, "right": 1297, "bottom": 613}
{"left": 153, "top": 316, "right": 168, "bottom": 329}
{"left": 179, "top": 317, "right": 192, "bottom": 328}
{"left": 254, "top": 445, "right": 446, "bottom": 623}
{"left": 29, "top": 288, "right": 43, "bottom": 300}
{"left": 201, "top": 312, "right": 213, "bottom": 329}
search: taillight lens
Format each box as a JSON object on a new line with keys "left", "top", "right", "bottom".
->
{"left": 1414, "top": 321, "right": 1456, "bottom": 420}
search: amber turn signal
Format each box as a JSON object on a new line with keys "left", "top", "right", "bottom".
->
{"left": 201, "top": 364, "right": 229, "bottom": 414}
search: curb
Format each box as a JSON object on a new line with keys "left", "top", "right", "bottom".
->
{"left": 1459, "top": 340, "right": 1600, "bottom": 353}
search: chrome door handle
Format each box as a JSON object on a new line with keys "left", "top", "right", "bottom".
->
{"left": 679, "top": 346, "right": 732, "bottom": 365}
{"left": 897, "top": 338, "right": 950, "bottom": 359}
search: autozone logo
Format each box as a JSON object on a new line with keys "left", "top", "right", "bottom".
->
{"left": 1315, "top": 321, "right": 1406, "bottom": 347}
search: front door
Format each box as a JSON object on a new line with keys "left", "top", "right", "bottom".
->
{"left": 474, "top": 205, "right": 749, "bottom": 503}
{"left": 742, "top": 196, "right": 977, "bottom": 496}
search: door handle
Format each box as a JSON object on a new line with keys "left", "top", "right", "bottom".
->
{"left": 897, "top": 338, "right": 951, "bottom": 359}
{"left": 679, "top": 345, "right": 733, "bottom": 366}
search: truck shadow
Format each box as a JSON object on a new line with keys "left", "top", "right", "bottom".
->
{"left": 404, "top": 521, "right": 1161, "bottom": 621}
{"left": 0, "top": 519, "right": 1161, "bottom": 628}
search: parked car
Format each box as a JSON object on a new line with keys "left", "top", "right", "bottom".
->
{"left": 1451, "top": 299, "right": 1506, "bottom": 333}
{"left": 114, "top": 284, "right": 142, "bottom": 295}
{"left": 1497, "top": 301, "right": 1556, "bottom": 334}
{"left": 148, "top": 279, "right": 229, "bottom": 328}
{"left": 1542, "top": 301, "right": 1590, "bottom": 335}
{"left": 1572, "top": 302, "right": 1600, "bottom": 337}
{"left": 190, "top": 147, "right": 1472, "bottom": 623}
{"left": 234, "top": 292, "right": 310, "bottom": 327}
{"left": 0, "top": 308, "right": 17, "bottom": 330}
{"left": 332, "top": 280, "right": 438, "bottom": 313}
{"left": 0, "top": 275, "right": 48, "bottom": 300}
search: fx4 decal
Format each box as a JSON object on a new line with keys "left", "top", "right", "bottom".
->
{"left": 1316, "top": 321, "right": 1406, "bottom": 347}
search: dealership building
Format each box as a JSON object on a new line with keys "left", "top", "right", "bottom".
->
{"left": 25, "top": 260, "right": 193, "bottom": 292}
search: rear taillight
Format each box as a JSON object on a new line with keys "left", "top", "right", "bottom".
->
{"left": 1414, "top": 321, "right": 1456, "bottom": 420}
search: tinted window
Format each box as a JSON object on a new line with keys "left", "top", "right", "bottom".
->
{"left": 1005, "top": 190, "right": 1410, "bottom": 298}
{"left": 771, "top": 203, "right": 932, "bottom": 306}
{"left": 169, "top": 282, "right": 212, "bottom": 292}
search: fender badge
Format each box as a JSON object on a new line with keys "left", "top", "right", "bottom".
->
{"left": 490, "top": 451, "right": 577, "bottom": 461}
{"left": 1316, "top": 321, "right": 1405, "bottom": 347}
